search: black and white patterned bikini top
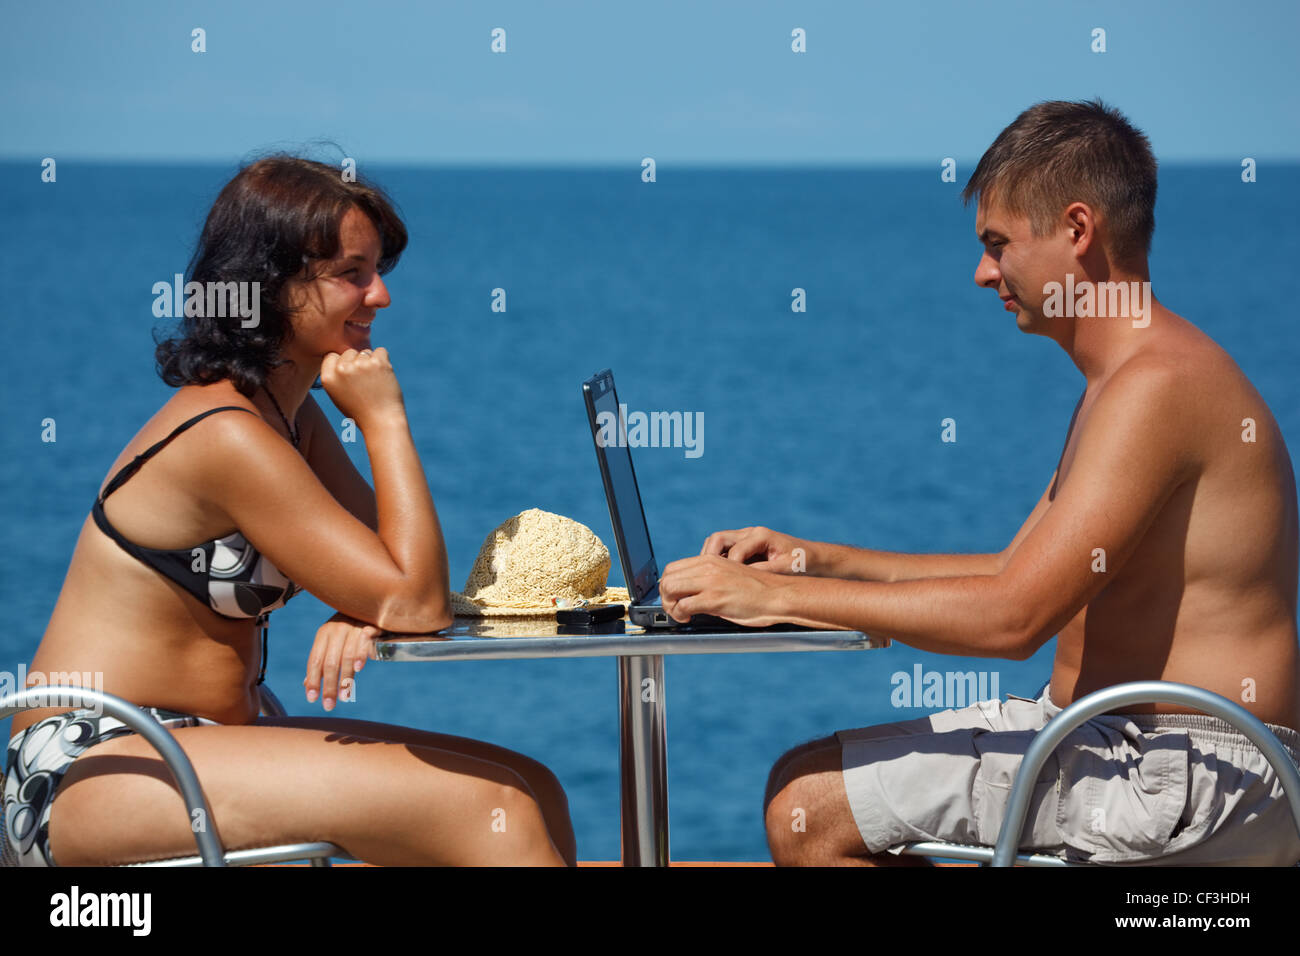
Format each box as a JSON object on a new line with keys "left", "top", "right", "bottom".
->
{"left": 91, "top": 406, "right": 299, "bottom": 621}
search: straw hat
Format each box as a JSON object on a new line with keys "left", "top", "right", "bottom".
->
{"left": 450, "top": 509, "right": 629, "bottom": 617}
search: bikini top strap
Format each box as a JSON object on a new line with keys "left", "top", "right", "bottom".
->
{"left": 98, "top": 406, "right": 259, "bottom": 502}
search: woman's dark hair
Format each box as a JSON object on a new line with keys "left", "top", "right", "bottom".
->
{"left": 155, "top": 155, "right": 407, "bottom": 396}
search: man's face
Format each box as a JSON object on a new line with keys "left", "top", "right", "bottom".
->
{"left": 973, "top": 195, "right": 1075, "bottom": 336}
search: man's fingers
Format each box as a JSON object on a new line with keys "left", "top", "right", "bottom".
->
{"left": 726, "top": 533, "right": 767, "bottom": 563}
{"left": 660, "top": 556, "right": 722, "bottom": 620}
{"left": 701, "top": 530, "right": 736, "bottom": 556}
{"left": 701, "top": 528, "right": 757, "bottom": 556}
{"left": 664, "top": 595, "right": 693, "bottom": 622}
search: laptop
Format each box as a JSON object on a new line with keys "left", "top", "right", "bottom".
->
{"left": 582, "top": 368, "right": 820, "bottom": 632}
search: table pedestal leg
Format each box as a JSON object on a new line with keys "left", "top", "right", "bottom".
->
{"left": 618, "top": 654, "right": 669, "bottom": 866}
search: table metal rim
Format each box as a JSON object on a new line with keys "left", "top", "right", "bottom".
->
{"left": 372, "top": 630, "right": 880, "bottom": 662}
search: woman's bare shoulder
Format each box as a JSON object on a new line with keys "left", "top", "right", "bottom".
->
{"left": 97, "top": 383, "right": 260, "bottom": 487}
{"left": 165, "top": 382, "right": 261, "bottom": 422}
{"left": 132, "top": 383, "right": 260, "bottom": 441}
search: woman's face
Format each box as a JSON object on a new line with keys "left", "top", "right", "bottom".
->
{"left": 283, "top": 205, "right": 390, "bottom": 362}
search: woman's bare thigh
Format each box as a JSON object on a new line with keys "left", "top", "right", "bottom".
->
{"left": 254, "top": 714, "right": 562, "bottom": 788}
{"left": 253, "top": 714, "right": 577, "bottom": 863}
{"left": 47, "top": 722, "right": 565, "bottom": 867}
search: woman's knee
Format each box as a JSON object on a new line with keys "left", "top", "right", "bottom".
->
{"left": 512, "top": 756, "right": 570, "bottom": 813}
{"left": 471, "top": 771, "right": 565, "bottom": 865}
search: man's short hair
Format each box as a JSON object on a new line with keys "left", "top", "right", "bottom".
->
{"left": 961, "top": 98, "right": 1158, "bottom": 268}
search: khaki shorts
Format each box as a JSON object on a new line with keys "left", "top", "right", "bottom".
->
{"left": 837, "top": 685, "right": 1300, "bottom": 865}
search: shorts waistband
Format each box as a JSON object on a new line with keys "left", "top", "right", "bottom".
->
{"left": 1043, "top": 687, "right": 1300, "bottom": 760}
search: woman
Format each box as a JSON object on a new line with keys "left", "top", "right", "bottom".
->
{"left": 3, "top": 157, "right": 573, "bottom": 866}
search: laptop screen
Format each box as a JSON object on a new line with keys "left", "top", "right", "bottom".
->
{"left": 584, "top": 371, "right": 658, "bottom": 602}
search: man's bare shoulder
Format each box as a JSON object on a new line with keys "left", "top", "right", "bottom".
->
{"left": 1104, "top": 319, "right": 1268, "bottom": 443}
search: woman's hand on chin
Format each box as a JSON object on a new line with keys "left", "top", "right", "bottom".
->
{"left": 319, "top": 347, "right": 406, "bottom": 432}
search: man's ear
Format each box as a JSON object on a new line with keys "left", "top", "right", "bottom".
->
{"left": 1063, "top": 201, "right": 1096, "bottom": 258}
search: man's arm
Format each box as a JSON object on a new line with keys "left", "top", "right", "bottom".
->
{"left": 660, "top": 363, "right": 1194, "bottom": 658}
{"left": 809, "top": 471, "right": 1058, "bottom": 581}
{"left": 815, "top": 544, "right": 1001, "bottom": 581}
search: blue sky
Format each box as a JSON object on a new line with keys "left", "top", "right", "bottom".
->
{"left": 2, "top": 0, "right": 1297, "bottom": 164}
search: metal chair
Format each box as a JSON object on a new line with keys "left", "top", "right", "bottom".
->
{"left": 0, "top": 685, "right": 355, "bottom": 867}
{"left": 894, "top": 680, "right": 1300, "bottom": 866}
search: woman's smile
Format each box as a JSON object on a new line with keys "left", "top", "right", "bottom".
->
{"left": 344, "top": 317, "right": 373, "bottom": 344}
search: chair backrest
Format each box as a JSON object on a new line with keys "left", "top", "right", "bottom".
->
{"left": 991, "top": 680, "right": 1300, "bottom": 866}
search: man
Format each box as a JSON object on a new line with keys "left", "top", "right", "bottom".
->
{"left": 658, "top": 99, "right": 1300, "bottom": 866}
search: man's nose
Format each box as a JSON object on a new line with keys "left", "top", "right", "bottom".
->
{"left": 973, "top": 251, "right": 1000, "bottom": 289}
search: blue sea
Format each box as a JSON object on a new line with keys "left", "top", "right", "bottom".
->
{"left": 2, "top": 163, "right": 1298, "bottom": 861}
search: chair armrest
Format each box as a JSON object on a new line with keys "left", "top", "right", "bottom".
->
{"left": 992, "top": 680, "right": 1300, "bottom": 867}
{"left": 0, "top": 687, "right": 227, "bottom": 867}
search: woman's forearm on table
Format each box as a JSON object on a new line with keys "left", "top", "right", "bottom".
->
{"left": 363, "top": 412, "right": 451, "bottom": 630}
